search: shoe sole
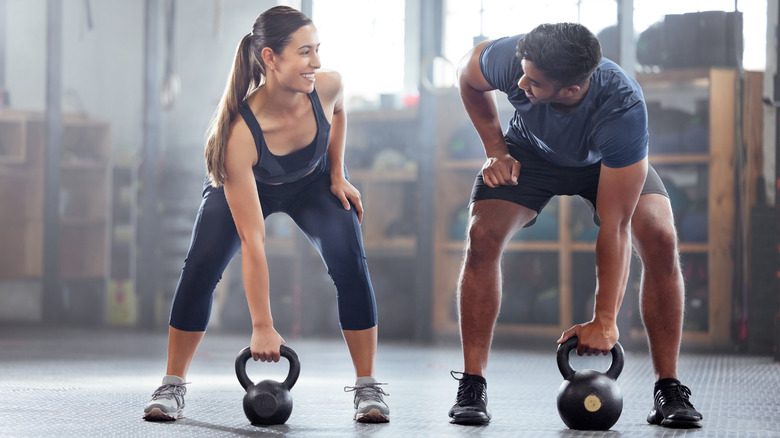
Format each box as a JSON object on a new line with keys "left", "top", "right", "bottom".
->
{"left": 355, "top": 408, "right": 389, "bottom": 423}
{"left": 143, "top": 407, "right": 183, "bottom": 422}
{"left": 450, "top": 414, "right": 490, "bottom": 426}
{"left": 647, "top": 410, "right": 702, "bottom": 429}
{"left": 660, "top": 419, "right": 702, "bottom": 429}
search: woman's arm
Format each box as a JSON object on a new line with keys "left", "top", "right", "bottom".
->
{"left": 223, "top": 120, "right": 284, "bottom": 362}
{"left": 318, "top": 71, "right": 364, "bottom": 223}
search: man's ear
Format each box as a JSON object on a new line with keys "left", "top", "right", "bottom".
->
{"left": 559, "top": 84, "right": 581, "bottom": 98}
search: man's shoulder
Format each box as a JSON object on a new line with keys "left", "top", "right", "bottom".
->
{"left": 595, "top": 58, "right": 632, "bottom": 79}
{"left": 591, "top": 58, "right": 645, "bottom": 103}
{"left": 481, "top": 34, "right": 523, "bottom": 61}
{"left": 480, "top": 35, "right": 524, "bottom": 92}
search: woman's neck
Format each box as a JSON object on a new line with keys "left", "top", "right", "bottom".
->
{"left": 254, "top": 81, "right": 306, "bottom": 117}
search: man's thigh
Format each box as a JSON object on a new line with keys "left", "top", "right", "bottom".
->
{"left": 468, "top": 198, "right": 538, "bottom": 244}
{"left": 579, "top": 164, "right": 669, "bottom": 226}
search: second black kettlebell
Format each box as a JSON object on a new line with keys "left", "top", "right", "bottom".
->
{"left": 235, "top": 345, "right": 301, "bottom": 425}
{"left": 556, "top": 336, "right": 624, "bottom": 430}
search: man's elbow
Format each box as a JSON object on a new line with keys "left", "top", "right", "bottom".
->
{"left": 456, "top": 65, "right": 469, "bottom": 90}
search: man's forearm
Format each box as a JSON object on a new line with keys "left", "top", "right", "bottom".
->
{"left": 593, "top": 223, "right": 633, "bottom": 324}
{"left": 459, "top": 86, "right": 506, "bottom": 157}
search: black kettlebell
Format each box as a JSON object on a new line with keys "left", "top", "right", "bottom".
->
{"left": 235, "top": 345, "right": 301, "bottom": 425}
{"left": 556, "top": 336, "right": 624, "bottom": 430}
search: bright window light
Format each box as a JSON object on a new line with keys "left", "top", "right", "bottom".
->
{"left": 312, "top": 0, "right": 767, "bottom": 106}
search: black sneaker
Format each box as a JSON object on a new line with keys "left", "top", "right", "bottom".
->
{"left": 647, "top": 378, "right": 703, "bottom": 428}
{"left": 448, "top": 371, "right": 491, "bottom": 425}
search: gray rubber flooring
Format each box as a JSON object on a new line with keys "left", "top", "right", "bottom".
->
{"left": 0, "top": 326, "right": 778, "bottom": 437}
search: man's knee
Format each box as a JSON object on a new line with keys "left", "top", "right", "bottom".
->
{"left": 634, "top": 218, "right": 681, "bottom": 275}
{"left": 464, "top": 200, "right": 535, "bottom": 265}
{"left": 465, "top": 221, "right": 506, "bottom": 261}
{"left": 633, "top": 196, "right": 678, "bottom": 250}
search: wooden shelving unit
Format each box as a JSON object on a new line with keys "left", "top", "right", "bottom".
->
{"left": 344, "top": 107, "right": 420, "bottom": 259}
{"left": 0, "top": 112, "right": 112, "bottom": 324}
{"left": 431, "top": 69, "right": 751, "bottom": 349}
{"left": 349, "top": 168, "right": 418, "bottom": 256}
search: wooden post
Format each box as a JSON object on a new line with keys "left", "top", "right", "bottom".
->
{"left": 42, "top": 0, "right": 64, "bottom": 323}
{"left": 708, "top": 69, "right": 737, "bottom": 349}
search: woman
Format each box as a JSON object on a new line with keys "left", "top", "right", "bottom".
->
{"left": 143, "top": 6, "right": 389, "bottom": 423}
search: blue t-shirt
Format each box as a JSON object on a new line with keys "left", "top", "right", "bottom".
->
{"left": 479, "top": 35, "right": 648, "bottom": 168}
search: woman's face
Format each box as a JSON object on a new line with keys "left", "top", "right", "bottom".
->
{"left": 272, "top": 24, "right": 321, "bottom": 93}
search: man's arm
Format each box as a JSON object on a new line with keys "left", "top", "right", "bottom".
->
{"left": 457, "top": 41, "right": 519, "bottom": 187}
{"left": 558, "top": 157, "right": 648, "bottom": 355}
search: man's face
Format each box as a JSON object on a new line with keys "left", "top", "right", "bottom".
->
{"left": 517, "top": 59, "right": 562, "bottom": 104}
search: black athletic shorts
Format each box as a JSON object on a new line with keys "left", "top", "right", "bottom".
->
{"left": 469, "top": 138, "right": 668, "bottom": 227}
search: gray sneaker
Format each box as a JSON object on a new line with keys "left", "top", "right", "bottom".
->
{"left": 143, "top": 375, "right": 187, "bottom": 421}
{"left": 344, "top": 376, "right": 390, "bottom": 423}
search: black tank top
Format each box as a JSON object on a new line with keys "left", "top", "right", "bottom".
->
{"left": 238, "top": 89, "right": 331, "bottom": 184}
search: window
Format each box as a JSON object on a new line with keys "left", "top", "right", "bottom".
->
{"left": 443, "top": 0, "right": 766, "bottom": 72}
{"left": 313, "top": 0, "right": 406, "bottom": 109}
{"left": 443, "top": 0, "right": 617, "bottom": 70}
{"left": 308, "top": 0, "right": 766, "bottom": 109}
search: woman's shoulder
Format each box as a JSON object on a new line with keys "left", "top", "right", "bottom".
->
{"left": 314, "top": 70, "right": 343, "bottom": 100}
{"left": 227, "top": 107, "right": 255, "bottom": 150}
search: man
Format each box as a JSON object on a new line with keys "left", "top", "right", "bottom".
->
{"left": 448, "top": 22, "right": 703, "bottom": 429}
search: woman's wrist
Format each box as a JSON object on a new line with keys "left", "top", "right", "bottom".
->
{"left": 252, "top": 319, "right": 274, "bottom": 330}
{"left": 330, "top": 167, "right": 346, "bottom": 180}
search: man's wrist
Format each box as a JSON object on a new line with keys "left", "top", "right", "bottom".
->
{"left": 593, "top": 308, "right": 618, "bottom": 327}
{"left": 484, "top": 143, "right": 509, "bottom": 158}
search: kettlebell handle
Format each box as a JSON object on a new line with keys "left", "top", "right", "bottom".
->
{"left": 556, "top": 336, "right": 624, "bottom": 381}
{"left": 235, "top": 345, "right": 301, "bottom": 391}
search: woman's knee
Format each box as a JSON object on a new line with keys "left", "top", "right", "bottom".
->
{"left": 340, "top": 314, "right": 378, "bottom": 331}
{"left": 169, "top": 288, "right": 213, "bottom": 331}
{"left": 331, "top": 269, "right": 377, "bottom": 330}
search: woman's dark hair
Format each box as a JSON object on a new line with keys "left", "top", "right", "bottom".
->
{"left": 205, "top": 6, "right": 312, "bottom": 187}
{"left": 516, "top": 23, "right": 602, "bottom": 89}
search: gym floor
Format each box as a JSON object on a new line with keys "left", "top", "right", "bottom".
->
{"left": 1, "top": 326, "right": 777, "bottom": 438}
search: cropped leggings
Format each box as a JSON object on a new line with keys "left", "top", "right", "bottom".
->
{"left": 168, "top": 165, "right": 377, "bottom": 332}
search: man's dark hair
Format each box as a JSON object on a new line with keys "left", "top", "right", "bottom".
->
{"left": 516, "top": 23, "right": 602, "bottom": 88}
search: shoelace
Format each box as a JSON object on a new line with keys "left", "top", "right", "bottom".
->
{"left": 151, "top": 383, "right": 188, "bottom": 401}
{"left": 451, "top": 371, "right": 486, "bottom": 405}
{"left": 344, "top": 382, "right": 389, "bottom": 403}
{"left": 657, "top": 383, "right": 694, "bottom": 408}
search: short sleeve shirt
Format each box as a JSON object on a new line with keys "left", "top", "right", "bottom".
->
{"left": 479, "top": 34, "right": 648, "bottom": 168}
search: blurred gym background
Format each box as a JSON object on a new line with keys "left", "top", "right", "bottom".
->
{"left": 0, "top": 0, "right": 776, "bottom": 358}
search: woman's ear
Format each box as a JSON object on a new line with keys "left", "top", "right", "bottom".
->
{"left": 261, "top": 47, "right": 276, "bottom": 70}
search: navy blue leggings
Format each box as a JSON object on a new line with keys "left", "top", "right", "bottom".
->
{"left": 168, "top": 165, "right": 377, "bottom": 332}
